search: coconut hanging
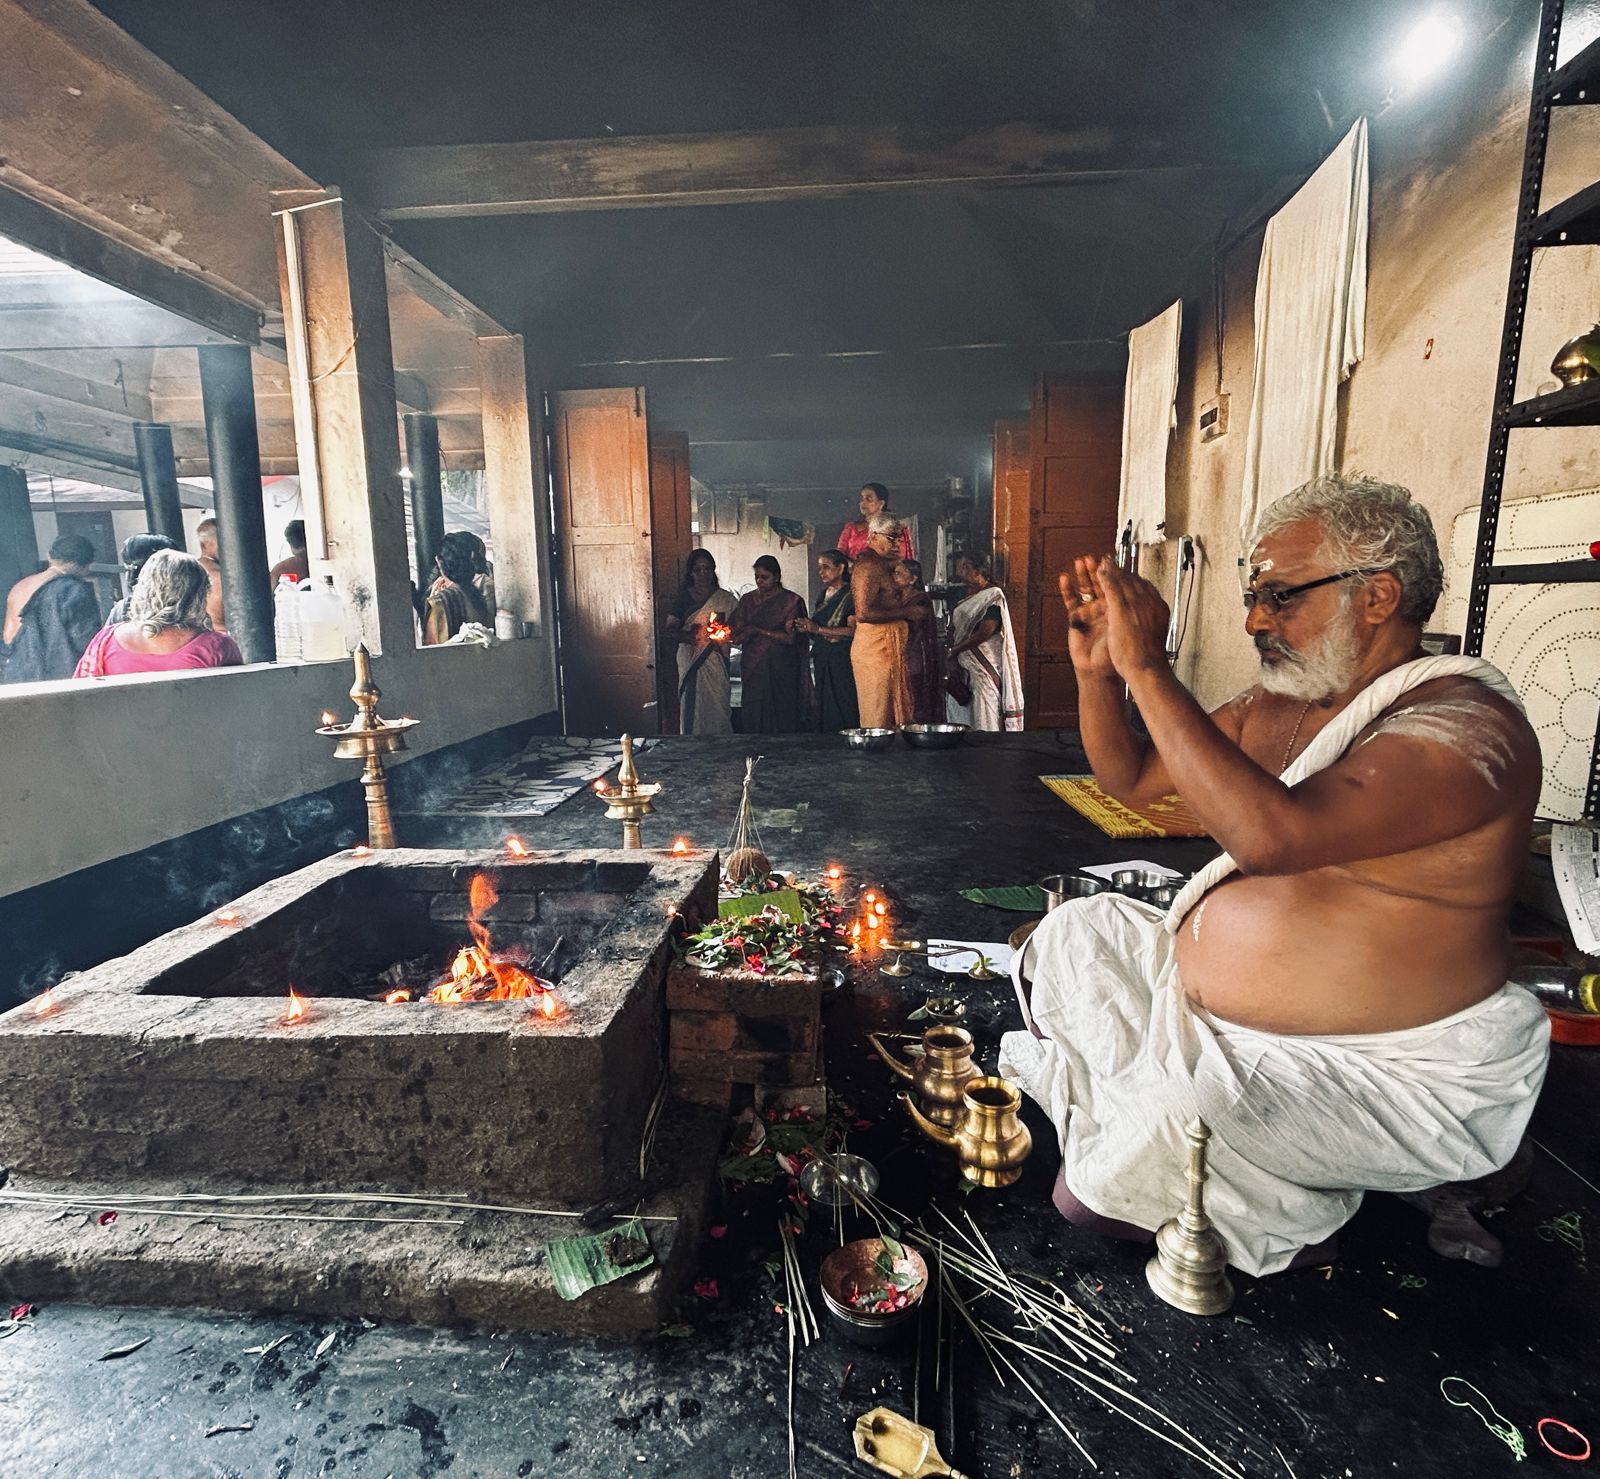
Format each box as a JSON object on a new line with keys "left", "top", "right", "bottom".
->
{"left": 723, "top": 756, "right": 772, "bottom": 885}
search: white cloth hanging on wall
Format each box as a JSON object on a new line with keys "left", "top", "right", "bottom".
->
{"left": 1117, "top": 299, "right": 1183, "bottom": 545}
{"left": 1239, "top": 117, "right": 1370, "bottom": 544}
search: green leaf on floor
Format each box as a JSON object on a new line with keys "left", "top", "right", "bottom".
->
{"left": 718, "top": 888, "right": 804, "bottom": 923}
{"left": 959, "top": 885, "right": 1048, "bottom": 913}
{"left": 547, "top": 1218, "right": 655, "bottom": 1301}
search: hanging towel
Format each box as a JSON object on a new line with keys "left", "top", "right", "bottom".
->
{"left": 1238, "top": 118, "right": 1370, "bottom": 543}
{"left": 1118, "top": 299, "right": 1183, "bottom": 545}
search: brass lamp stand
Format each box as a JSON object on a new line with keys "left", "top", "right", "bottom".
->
{"left": 316, "top": 645, "right": 418, "bottom": 850}
{"left": 1145, "top": 1118, "right": 1234, "bottom": 1315}
{"left": 592, "top": 734, "right": 662, "bottom": 850}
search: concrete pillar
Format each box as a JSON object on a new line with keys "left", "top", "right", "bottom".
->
{"left": 272, "top": 189, "right": 412, "bottom": 655}
{"left": 478, "top": 333, "right": 552, "bottom": 635}
{"left": 0, "top": 465, "right": 37, "bottom": 601}
{"left": 198, "top": 344, "right": 275, "bottom": 663}
{"left": 404, "top": 412, "right": 444, "bottom": 587}
{"left": 133, "top": 422, "right": 186, "bottom": 550}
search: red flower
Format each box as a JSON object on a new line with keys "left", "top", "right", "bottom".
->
{"left": 97, "top": 1211, "right": 117, "bottom": 1226}
{"left": 708, "top": 1225, "right": 727, "bottom": 1239}
{"left": 693, "top": 1278, "right": 720, "bottom": 1300}
{"left": 729, "top": 936, "right": 745, "bottom": 948}
{"left": 747, "top": 955, "right": 767, "bottom": 975}
{"left": 8, "top": 1303, "right": 33, "bottom": 1321}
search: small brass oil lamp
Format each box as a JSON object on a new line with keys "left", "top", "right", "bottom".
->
{"left": 1145, "top": 1118, "right": 1234, "bottom": 1315}
{"left": 591, "top": 734, "right": 662, "bottom": 850}
{"left": 316, "top": 645, "right": 418, "bottom": 850}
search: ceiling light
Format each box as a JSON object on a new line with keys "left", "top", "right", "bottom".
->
{"left": 1392, "top": 8, "right": 1464, "bottom": 89}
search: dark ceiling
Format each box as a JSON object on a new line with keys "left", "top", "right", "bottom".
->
{"left": 85, "top": 0, "right": 1464, "bottom": 490}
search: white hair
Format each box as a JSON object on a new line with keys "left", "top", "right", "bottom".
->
{"left": 127, "top": 549, "right": 214, "bottom": 636}
{"left": 1253, "top": 473, "right": 1444, "bottom": 625}
{"left": 868, "top": 512, "right": 904, "bottom": 540}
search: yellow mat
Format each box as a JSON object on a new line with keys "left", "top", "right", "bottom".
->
{"left": 1038, "top": 775, "right": 1208, "bottom": 839}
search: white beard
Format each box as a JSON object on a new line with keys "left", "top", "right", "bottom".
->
{"left": 1257, "top": 606, "right": 1364, "bottom": 701}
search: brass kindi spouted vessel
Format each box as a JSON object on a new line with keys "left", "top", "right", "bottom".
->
{"left": 904, "top": 1074, "right": 1032, "bottom": 1187}
{"left": 870, "top": 1025, "right": 981, "bottom": 1129}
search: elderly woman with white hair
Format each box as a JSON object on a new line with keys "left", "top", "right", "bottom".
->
{"left": 74, "top": 549, "right": 243, "bottom": 677}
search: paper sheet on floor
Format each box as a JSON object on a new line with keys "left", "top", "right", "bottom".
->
{"left": 928, "top": 938, "right": 1015, "bottom": 976}
{"left": 1079, "top": 860, "right": 1184, "bottom": 883}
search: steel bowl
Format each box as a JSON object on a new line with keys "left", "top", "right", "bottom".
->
{"left": 1111, "top": 868, "right": 1174, "bottom": 899}
{"left": 1147, "top": 883, "right": 1183, "bottom": 909}
{"left": 842, "top": 727, "right": 898, "bottom": 751}
{"left": 901, "top": 723, "right": 969, "bottom": 750}
{"left": 800, "top": 1154, "right": 881, "bottom": 1208}
{"left": 1038, "top": 873, "right": 1106, "bottom": 912}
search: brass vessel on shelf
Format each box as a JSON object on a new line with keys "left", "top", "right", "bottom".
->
{"left": 904, "top": 1074, "right": 1032, "bottom": 1187}
{"left": 869, "top": 1025, "right": 981, "bottom": 1128}
{"left": 1551, "top": 324, "right": 1600, "bottom": 388}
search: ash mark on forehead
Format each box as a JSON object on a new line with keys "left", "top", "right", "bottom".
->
{"left": 1359, "top": 698, "right": 1518, "bottom": 790}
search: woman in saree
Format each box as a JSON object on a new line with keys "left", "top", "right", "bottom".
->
{"left": 730, "top": 555, "right": 809, "bottom": 733}
{"left": 945, "top": 553, "right": 1024, "bottom": 731}
{"left": 793, "top": 548, "right": 859, "bottom": 731}
{"left": 665, "top": 549, "right": 735, "bottom": 735}
{"left": 893, "top": 558, "right": 944, "bottom": 724}
{"left": 836, "top": 482, "right": 914, "bottom": 563}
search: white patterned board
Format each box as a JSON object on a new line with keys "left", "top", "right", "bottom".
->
{"left": 1444, "top": 488, "right": 1600, "bottom": 822}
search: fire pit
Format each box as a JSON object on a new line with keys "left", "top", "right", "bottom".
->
{"left": 0, "top": 848, "right": 722, "bottom": 1334}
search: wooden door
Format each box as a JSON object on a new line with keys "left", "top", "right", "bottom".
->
{"left": 1026, "top": 375, "right": 1122, "bottom": 729}
{"left": 991, "top": 417, "right": 1031, "bottom": 682}
{"left": 549, "top": 388, "right": 656, "bottom": 736}
{"left": 649, "top": 430, "right": 693, "bottom": 733}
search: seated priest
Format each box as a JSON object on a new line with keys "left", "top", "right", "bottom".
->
{"left": 1000, "top": 474, "right": 1549, "bottom": 1277}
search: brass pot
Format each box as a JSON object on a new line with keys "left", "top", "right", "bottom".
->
{"left": 870, "top": 1025, "right": 981, "bottom": 1128}
{"left": 904, "top": 1075, "right": 1033, "bottom": 1187}
{"left": 1551, "top": 324, "right": 1600, "bottom": 388}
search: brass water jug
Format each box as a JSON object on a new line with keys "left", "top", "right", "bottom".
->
{"left": 904, "top": 1075, "right": 1033, "bottom": 1187}
{"left": 869, "top": 1025, "right": 980, "bottom": 1128}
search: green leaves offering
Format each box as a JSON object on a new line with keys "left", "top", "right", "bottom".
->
{"left": 959, "top": 885, "right": 1048, "bottom": 913}
{"left": 719, "top": 888, "right": 804, "bottom": 923}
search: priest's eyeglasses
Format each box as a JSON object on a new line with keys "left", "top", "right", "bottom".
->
{"left": 1242, "top": 567, "right": 1382, "bottom": 615}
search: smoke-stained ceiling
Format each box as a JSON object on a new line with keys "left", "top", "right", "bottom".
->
{"left": 84, "top": 0, "right": 1498, "bottom": 490}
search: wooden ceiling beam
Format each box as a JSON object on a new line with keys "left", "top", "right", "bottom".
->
{"left": 348, "top": 123, "right": 1195, "bottom": 219}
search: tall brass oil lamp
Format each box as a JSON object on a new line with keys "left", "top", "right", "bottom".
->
{"left": 592, "top": 734, "right": 661, "bottom": 850}
{"left": 316, "top": 645, "right": 418, "bottom": 849}
{"left": 1145, "top": 1117, "right": 1235, "bottom": 1315}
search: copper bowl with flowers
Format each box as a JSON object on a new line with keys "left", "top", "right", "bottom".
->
{"left": 818, "top": 1236, "right": 929, "bottom": 1347}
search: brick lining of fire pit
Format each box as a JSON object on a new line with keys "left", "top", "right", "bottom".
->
{"left": 0, "top": 848, "right": 726, "bottom": 1335}
{"left": 0, "top": 850, "right": 717, "bottom": 1206}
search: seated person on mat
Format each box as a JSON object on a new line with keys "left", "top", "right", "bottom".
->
{"left": 1000, "top": 474, "right": 1549, "bottom": 1276}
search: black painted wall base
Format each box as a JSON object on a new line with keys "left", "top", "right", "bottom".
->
{"left": 0, "top": 712, "right": 559, "bottom": 1009}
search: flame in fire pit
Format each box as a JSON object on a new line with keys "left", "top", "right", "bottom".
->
{"left": 420, "top": 872, "right": 560, "bottom": 1013}
{"left": 284, "top": 987, "right": 308, "bottom": 1024}
{"left": 385, "top": 988, "right": 412, "bottom": 1004}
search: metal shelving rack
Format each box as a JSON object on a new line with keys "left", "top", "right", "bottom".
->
{"left": 1466, "top": 0, "right": 1600, "bottom": 819}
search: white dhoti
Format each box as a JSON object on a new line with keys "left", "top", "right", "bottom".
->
{"left": 1000, "top": 894, "right": 1550, "bottom": 1276}
{"left": 1000, "top": 654, "right": 1553, "bottom": 1277}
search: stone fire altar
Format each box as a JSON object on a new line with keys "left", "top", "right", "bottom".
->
{"left": 0, "top": 848, "right": 721, "bottom": 1336}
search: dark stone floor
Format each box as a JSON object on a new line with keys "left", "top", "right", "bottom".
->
{"left": 2, "top": 733, "right": 1595, "bottom": 1477}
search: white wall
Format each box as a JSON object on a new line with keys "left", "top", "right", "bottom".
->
{"left": 0, "top": 635, "right": 557, "bottom": 897}
{"left": 1150, "top": 15, "right": 1600, "bottom": 710}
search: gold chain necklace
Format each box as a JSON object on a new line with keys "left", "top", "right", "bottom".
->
{"left": 1282, "top": 700, "right": 1313, "bottom": 773}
